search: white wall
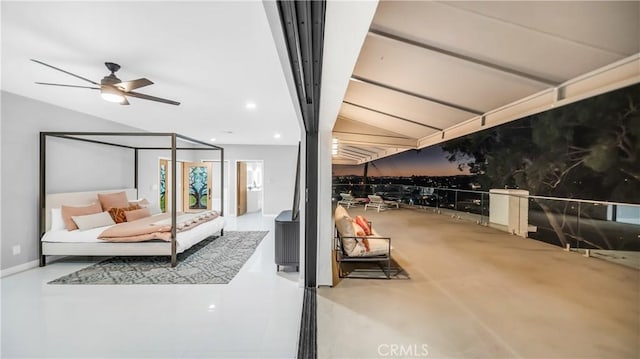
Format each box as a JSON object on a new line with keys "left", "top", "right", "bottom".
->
{"left": 263, "top": 0, "right": 307, "bottom": 287}
{"left": 0, "top": 92, "right": 3, "bottom": 274}
{"left": 220, "top": 145, "right": 297, "bottom": 216}
{"left": 0, "top": 91, "right": 140, "bottom": 270}
{"left": 316, "top": 1, "right": 379, "bottom": 286}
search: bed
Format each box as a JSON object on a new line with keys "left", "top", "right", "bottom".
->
{"left": 40, "top": 188, "right": 224, "bottom": 263}
{"left": 39, "top": 132, "right": 225, "bottom": 267}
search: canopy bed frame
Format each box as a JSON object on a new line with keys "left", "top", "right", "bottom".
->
{"left": 39, "top": 132, "right": 224, "bottom": 267}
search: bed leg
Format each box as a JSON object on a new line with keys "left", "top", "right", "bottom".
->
{"left": 220, "top": 229, "right": 224, "bottom": 236}
{"left": 171, "top": 248, "right": 177, "bottom": 267}
{"left": 40, "top": 255, "right": 46, "bottom": 267}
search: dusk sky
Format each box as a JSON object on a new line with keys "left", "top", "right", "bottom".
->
{"left": 333, "top": 146, "right": 472, "bottom": 177}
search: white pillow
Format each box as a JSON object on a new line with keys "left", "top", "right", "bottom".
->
{"left": 129, "top": 198, "right": 150, "bottom": 206}
{"left": 335, "top": 215, "right": 358, "bottom": 254}
{"left": 51, "top": 208, "right": 65, "bottom": 231}
{"left": 71, "top": 211, "right": 116, "bottom": 231}
{"left": 129, "top": 198, "right": 162, "bottom": 214}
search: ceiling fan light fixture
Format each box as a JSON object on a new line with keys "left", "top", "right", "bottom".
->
{"left": 101, "top": 87, "right": 125, "bottom": 103}
{"left": 32, "top": 60, "right": 179, "bottom": 106}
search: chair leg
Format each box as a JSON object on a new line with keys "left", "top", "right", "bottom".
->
{"left": 387, "top": 258, "right": 391, "bottom": 279}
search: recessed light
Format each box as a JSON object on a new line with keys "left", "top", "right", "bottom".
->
{"left": 210, "top": 138, "right": 216, "bottom": 142}
{"left": 245, "top": 102, "right": 256, "bottom": 109}
{"left": 274, "top": 133, "right": 281, "bottom": 139}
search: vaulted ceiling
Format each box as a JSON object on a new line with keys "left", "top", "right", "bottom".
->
{"left": 1, "top": 2, "right": 300, "bottom": 145}
{"left": 332, "top": 1, "right": 640, "bottom": 164}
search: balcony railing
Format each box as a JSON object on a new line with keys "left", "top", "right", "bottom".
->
{"left": 333, "top": 184, "right": 640, "bottom": 262}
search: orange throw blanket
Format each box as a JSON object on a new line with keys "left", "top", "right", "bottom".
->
{"left": 98, "top": 211, "right": 220, "bottom": 242}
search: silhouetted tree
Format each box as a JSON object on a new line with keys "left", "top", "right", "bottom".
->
{"left": 442, "top": 84, "right": 639, "bottom": 247}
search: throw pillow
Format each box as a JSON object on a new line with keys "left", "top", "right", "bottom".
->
{"left": 352, "top": 221, "right": 366, "bottom": 237}
{"left": 336, "top": 215, "right": 357, "bottom": 254}
{"left": 108, "top": 204, "right": 141, "bottom": 223}
{"left": 355, "top": 215, "right": 372, "bottom": 235}
{"left": 128, "top": 198, "right": 151, "bottom": 208}
{"left": 72, "top": 211, "right": 116, "bottom": 230}
{"left": 124, "top": 207, "right": 152, "bottom": 222}
{"left": 98, "top": 191, "right": 130, "bottom": 211}
{"left": 61, "top": 202, "right": 103, "bottom": 231}
{"left": 50, "top": 208, "right": 65, "bottom": 231}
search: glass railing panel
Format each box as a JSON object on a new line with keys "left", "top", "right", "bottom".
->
{"left": 576, "top": 202, "right": 640, "bottom": 252}
{"left": 455, "top": 191, "right": 484, "bottom": 215}
{"left": 334, "top": 181, "right": 639, "bottom": 269}
{"left": 527, "top": 197, "right": 580, "bottom": 249}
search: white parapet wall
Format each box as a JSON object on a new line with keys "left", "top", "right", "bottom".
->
{"left": 489, "top": 189, "right": 529, "bottom": 237}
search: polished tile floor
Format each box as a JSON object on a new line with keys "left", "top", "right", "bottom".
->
{"left": 1, "top": 212, "right": 303, "bottom": 358}
{"left": 319, "top": 206, "right": 640, "bottom": 359}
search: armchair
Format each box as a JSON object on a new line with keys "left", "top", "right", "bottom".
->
{"left": 334, "top": 205, "right": 392, "bottom": 279}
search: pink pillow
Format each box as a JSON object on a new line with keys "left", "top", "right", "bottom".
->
{"left": 125, "top": 207, "right": 152, "bottom": 222}
{"left": 352, "top": 222, "right": 366, "bottom": 237}
{"left": 61, "top": 202, "right": 102, "bottom": 230}
{"left": 98, "top": 191, "right": 129, "bottom": 211}
{"left": 355, "top": 215, "right": 372, "bottom": 236}
{"left": 351, "top": 222, "right": 370, "bottom": 252}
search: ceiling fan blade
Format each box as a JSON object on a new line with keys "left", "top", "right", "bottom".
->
{"left": 35, "top": 82, "right": 100, "bottom": 90}
{"left": 116, "top": 78, "right": 154, "bottom": 92}
{"left": 31, "top": 59, "right": 99, "bottom": 86}
{"left": 126, "top": 91, "right": 180, "bottom": 106}
{"left": 120, "top": 97, "right": 130, "bottom": 106}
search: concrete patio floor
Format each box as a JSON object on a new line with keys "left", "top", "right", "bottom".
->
{"left": 318, "top": 206, "right": 640, "bottom": 358}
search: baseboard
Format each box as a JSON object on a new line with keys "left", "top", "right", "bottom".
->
{"left": 1, "top": 259, "right": 39, "bottom": 278}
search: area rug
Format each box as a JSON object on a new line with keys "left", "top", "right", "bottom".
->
{"left": 48, "top": 231, "right": 268, "bottom": 285}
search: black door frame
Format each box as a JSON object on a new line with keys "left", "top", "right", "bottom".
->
{"left": 277, "top": 0, "right": 326, "bottom": 288}
{"left": 276, "top": 2, "right": 326, "bottom": 358}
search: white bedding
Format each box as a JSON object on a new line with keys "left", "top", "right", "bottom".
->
{"left": 42, "top": 215, "right": 225, "bottom": 253}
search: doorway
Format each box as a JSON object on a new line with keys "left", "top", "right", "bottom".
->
{"left": 182, "top": 162, "right": 213, "bottom": 212}
{"left": 236, "top": 160, "right": 263, "bottom": 216}
{"left": 204, "top": 160, "right": 230, "bottom": 216}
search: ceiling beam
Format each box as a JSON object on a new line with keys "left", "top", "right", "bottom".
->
{"left": 332, "top": 158, "right": 359, "bottom": 165}
{"left": 337, "top": 151, "right": 364, "bottom": 160}
{"left": 343, "top": 100, "right": 444, "bottom": 131}
{"left": 339, "top": 152, "right": 368, "bottom": 161}
{"left": 417, "top": 54, "right": 640, "bottom": 150}
{"left": 333, "top": 130, "right": 411, "bottom": 140}
{"left": 341, "top": 146, "right": 377, "bottom": 156}
{"left": 350, "top": 75, "right": 483, "bottom": 115}
{"left": 368, "top": 28, "right": 559, "bottom": 86}
{"left": 333, "top": 131, "right": 417, "bottom": 148}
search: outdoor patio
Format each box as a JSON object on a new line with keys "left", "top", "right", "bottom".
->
{"left": 319, "top": 206, "right": 640, "bottom": 358}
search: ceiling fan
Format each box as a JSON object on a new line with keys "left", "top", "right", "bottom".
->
{"left": 31, "top": 59, "right": 180, "bottom": 106}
